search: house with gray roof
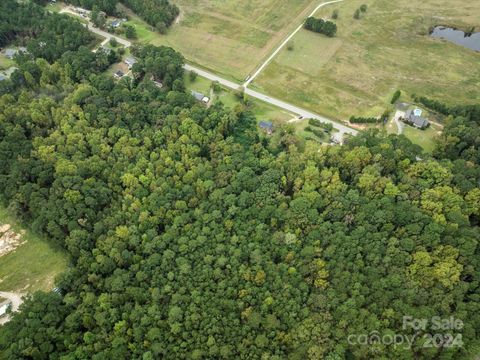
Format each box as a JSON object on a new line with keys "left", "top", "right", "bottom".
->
{"left": 191, "top": 90, "right": 209, "bottom": 104}
{"left": 403, "top": 108, "right": 430, "bottom": 129}
{"left": 124, "top": 57, "right": 137, "bottom": 69}
{"left": 259, "top": 121, "right": 274, "bottom": 135}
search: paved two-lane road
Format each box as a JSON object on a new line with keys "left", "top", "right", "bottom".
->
{"left": 185, "top": 64, "right": 357, "bottom": 136}
{"left": 59, "top": 5, "right": 357, "bottom": 137}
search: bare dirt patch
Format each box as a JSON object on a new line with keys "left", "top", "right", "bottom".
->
{"left": 0, "top": 224, "right": 26, "bottom": 257}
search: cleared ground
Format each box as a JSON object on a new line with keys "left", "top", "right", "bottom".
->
{"left": 253, "top": 0, "right": 480, "bottom": 121}
{"left": 122, "top": 0, "right": 320, "bottom": 81}
{"left": 0, "top": 206, "right": 67, "bottom": 293}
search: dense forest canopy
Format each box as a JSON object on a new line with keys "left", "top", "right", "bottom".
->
{"left": 60, "top": 0, "right": 180, "bottom": 29}
{"left": 0, "top": 1, "right": 479, "bottom": 359}
{"left": 0, "top": 0, "right": 95, "bottom": 56}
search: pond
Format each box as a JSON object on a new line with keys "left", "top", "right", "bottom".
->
{"left": 430, "top": 26, "right": 480, "bottom": 52}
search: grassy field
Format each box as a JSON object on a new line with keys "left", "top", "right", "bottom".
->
{"left": 0, "top": 206, "right": 67, "bottom": 293}
{"left": 402, "top": 124, "right": 441, "bottom": 153}
{"left": 0, "top": 54, "right": 14, "bottom": 71}
{"left": 121, "top": 0, "right": 320, "bottom": 81}
{"left": 253, "top": 0, "right": 480, "bottom": 121}
{"left": 185, "top": 71, "right": 294, "bottom": 123}
{"left": 385, "top": 110, "right": 442, "bottom": 153}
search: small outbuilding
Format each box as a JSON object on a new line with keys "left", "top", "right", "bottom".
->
{"left": 124, "top": 57, "right": 137, "bottom": 69}
{"left": 191, "top": 90, "right": 209, "bottom": 104}
{"left": 114, "top": 70, "right": 125, "bottom": 79}
{"left": 259, "top": 121, "right": 274, "bottom": 135}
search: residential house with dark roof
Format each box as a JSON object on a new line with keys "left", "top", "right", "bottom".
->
{"left": 191, "top": 90, "right": 210, "bottom": 104}
{"left": 259, "top": 121, "right": 274, "bottom": 135}
{"left": 114, "top": 70, "right": 125, "bottom": 79}
{"left": 404, "top": 108, "right": 430, "bottom": 129}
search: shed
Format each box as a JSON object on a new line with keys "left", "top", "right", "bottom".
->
{"left": 114, "top": 70, "right": 125, "bottom": 79}
{"left": 259, "top": 121, "right": 274, "bottom": 135}
{"left": 124, "top": 57, "right": 137, "bottom": 69}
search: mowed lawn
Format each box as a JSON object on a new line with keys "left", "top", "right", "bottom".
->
{"left": 123, "top": 0, "right": 317, "bottom": 81}
{"left": 0, "top": 54, "right": 14, "bottom": 71}
{"left": 253, "top": 0, "right": 480, "bottom": 121}
{"left": 0, "top": 206, "right": 67, "bottom": 293}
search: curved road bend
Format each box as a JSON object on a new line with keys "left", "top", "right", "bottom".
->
{"left": 184, "top": 64, "right": 357, "bottom": 136}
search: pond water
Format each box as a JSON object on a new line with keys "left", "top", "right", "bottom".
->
{"left": 430, "top": 26, "right": 480, "bottom": 52}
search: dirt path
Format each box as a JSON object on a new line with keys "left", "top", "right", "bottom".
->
{"left": 243, "top": 0, "right": 345, "bottom": 87}
{"left": 393, "top": 110, "right": 405, "bottom": 135}
{"left": 0, "top": 291, "right": 23, "bottom": 325}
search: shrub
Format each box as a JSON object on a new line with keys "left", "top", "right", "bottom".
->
{"left": 211, "top": 81, "right": 222, "bottom": 93}
{"left": 308, "top": 119, "right": 333, "bottom": 132}
{"left": 189, "top": 71, "right": 198, "bottom": 82}
{"left": 304, "top": 17, "right": 337, "bottom": 37}
{"left": 332, "top": 10, "right": 339, "bottom": 19}
{"left": 390, "top": 90, "right": 401, "bottom": 104}
{"left": 349, "top": 116, "right": 380, "bottom": 124}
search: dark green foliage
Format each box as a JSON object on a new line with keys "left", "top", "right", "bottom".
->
{"left": 0, "top": 57, "right": 479, "bottom": 358}
{"left": 354, "top": 8, "right": 361, "bottom": 19}
{"left": 304, "top": 17, "right": 337, "bottom": 37}
{"left": 308, "top": 118, "right": 334, "bottom": 132}
{"left": 349, "top": 116, "right": 380, "bottom": 123}
{"left": 304, "top": 126, "right": 327, "bottom": 138}
{"left": 0, "top": 0, "right": 94, "bottom": 56}
{"left": 189, "top": 70, "right": 198, "bottom": 82}
{"left": 391, "top": 89, "right": 401, "bottom": 104}
{"left": 63, "top": 0, "right": 179, "bottom": 29}
{"left": 415, "top": 96, "right": 480, "bottom": 121}
{"left": 122, "top": 0, "right": 179, "bottom": 28}
{"left": 0, "top": 3, "right": 479, "bottom": 358}
{"left": 131, "top": 45, "right": 184, "bottom": 89}
{"left": 123, "top": 24, "right": 137, "bottom": 39}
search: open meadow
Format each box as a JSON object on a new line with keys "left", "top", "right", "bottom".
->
{"left": 0, "top": 206, "right": 67, "bottom": 293}
{"left": 123, "top": 0, "right": 319, "bottom": 81}
{"left": 253, "top": 0, "right": 480, "bottom": 121}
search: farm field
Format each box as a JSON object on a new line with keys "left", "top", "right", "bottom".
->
{"left": 122, "top": 0, "right": 319, "bottom": 81}
{"left": 0, "top": 206, "right": 67, "bottom": 293}
{"left": 253, "top": 0, "right": 480, "bottom": 121}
